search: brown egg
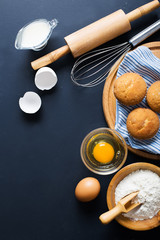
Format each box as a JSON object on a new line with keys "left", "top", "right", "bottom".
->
{"left": 75, "top": 177, "right": 100, "bottom": 202}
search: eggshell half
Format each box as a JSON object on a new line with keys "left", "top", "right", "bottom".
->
{"left": 75, "top": 177, "right": 101, "bottom": 202}
{"left": 35, "top": 67, "right": 57, "bottom": 90}
{"left": 19, "top": 91, "right": 42, "bottom": 114}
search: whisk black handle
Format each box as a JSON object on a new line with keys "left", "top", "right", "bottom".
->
{"left": 129, "top": 19, "right": 160, "bottom": 47}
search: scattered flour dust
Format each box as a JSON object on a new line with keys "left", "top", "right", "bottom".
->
{"left": 115, "top": 169, "right": 160, "bottom": 221}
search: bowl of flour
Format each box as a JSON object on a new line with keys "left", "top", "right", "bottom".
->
{"left": 107, "top": 162, "right": 160, "bottom": 231}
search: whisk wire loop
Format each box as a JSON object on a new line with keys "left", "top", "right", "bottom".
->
{"left": 71, "top": 42, "right": 131, "bottom": 87}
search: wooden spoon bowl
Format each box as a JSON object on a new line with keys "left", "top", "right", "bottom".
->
{"left": 107, "top": 162, "right": 160, "bottom": 231}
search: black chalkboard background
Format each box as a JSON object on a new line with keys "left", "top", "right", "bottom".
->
{"left": 0, "top": 0, "right": 160, "bottom": 239}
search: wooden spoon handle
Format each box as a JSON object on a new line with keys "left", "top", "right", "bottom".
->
{"left": 127, "top": 0, "right": 160, "bottom": 22}
{"left": 31, "top": 45, "right": 70, "bottom": 70}
{"left": 99, "top": 204, "right": 123, "bottom": 224}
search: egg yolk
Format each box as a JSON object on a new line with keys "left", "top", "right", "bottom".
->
{"left": 93, "top": 142, "right": 114, "bottom": 164}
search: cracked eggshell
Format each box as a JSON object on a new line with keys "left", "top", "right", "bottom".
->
{"left": 35, "top": 67, "right": 57, "bottom": 90}
{"left": 19, "top": 91, "right": 42, "bottom": 114}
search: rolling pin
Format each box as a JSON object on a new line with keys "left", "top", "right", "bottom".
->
{"left": 31, "top": 0, "right": 160, "bottom": 70}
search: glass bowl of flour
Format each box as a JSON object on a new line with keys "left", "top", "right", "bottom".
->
{"left": 107, "top": 162, "right": 160, "bottom": 231}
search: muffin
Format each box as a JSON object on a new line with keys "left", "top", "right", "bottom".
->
{"left": 114, "top": 73, "right": 147, "bottom": 106}
{"left": 147, "top": 81, "right": 160, "bottom": 113}
{"left": 126, "top": 108, "right": 159, "bottom": 140}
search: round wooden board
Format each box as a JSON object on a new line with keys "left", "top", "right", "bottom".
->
{"left": 102, "top": 42, "right": 160, "bottom": 160}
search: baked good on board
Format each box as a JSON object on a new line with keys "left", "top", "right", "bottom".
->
{"left": 114, "top": 73, "right": 147, "bottom": 106}
{"left": 126, "top": 108, "right": 159, "bottom": 140}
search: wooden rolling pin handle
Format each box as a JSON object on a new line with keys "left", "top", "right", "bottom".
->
{"left": 99, "top": 203, "right": 123, "bottom": 224}
{"left": 127, "top": 0, "right": 160, "bottom": 22}
{"left": 31, "top": 1, "right": 160, "bottom": 70}
{"left": 31, "top": 45, "right": 70, "bottom": 70}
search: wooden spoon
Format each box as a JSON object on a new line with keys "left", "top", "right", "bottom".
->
{"left": 99, "top": 191, "right": 140, "bottom": 224}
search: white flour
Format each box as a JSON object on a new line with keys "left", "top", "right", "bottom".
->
{"left": 115, "top": 169, "right": 160, "bottom": 221}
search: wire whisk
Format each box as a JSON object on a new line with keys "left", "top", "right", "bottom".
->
{"left": 71, "top": 19, "right": 160, "bottom": 87}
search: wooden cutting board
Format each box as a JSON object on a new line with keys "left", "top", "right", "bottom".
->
{"left": 102, "top": 42, "right": 160, "bottom": 160}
